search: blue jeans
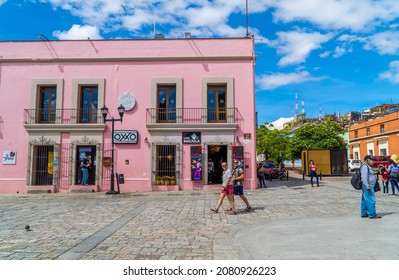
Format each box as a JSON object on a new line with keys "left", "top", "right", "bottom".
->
{"left": 81, "top": 168, "right": 88, "bottom": 185}
{"left": 383, "top": 180, "right": 389, "bottom": 194}
{"left": 361, "top": 183, "right": 376, "bottom": 218}
{"left": 389, "top": 179, "right": 399, "bottom": 194}
{"left": 310, "top": 171, "right": 319, "bottom": 185}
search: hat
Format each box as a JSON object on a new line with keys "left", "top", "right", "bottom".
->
{"left": 364, "top": 155, "right": 376, "bottom": 161}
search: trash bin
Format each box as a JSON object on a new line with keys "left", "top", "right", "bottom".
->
{"left": 117, "top": 173, "right": 125, "bottom": 184}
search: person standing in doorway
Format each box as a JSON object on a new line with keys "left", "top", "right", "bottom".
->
{"left": 232, "top": 160, "right": 252, "bottom": 212}
{"left": 208, "top": 158, "right": 215, "bottom": 184}
{"left": 80, "top": 153, "right": 90, "bottom": 185}
{"left": 309, "top": 160, "right": 320, "bottom": 187}
{"left": 360, "top": 155, "right": 382, "bottom": 219}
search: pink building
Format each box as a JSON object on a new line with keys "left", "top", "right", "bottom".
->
{"left": 0, "top": 38, "right": 256, "bottom": 194}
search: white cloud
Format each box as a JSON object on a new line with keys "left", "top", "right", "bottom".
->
{"left": 53, "top": 24, "right": 103, "bottom": 40}
{"left": 269, "top": 0, "right": 399, "bottom": 31}
{"left": 332, "top": 46, "right": 347, "bottom": 58}
{"left": 0, "top": 0, "right": 7, "bottom": 6}
{"left": 364, "top": 31, "right": 399, "bottom": 55}
{"left": 270, "top": 30, "right": 334, "bottom": 66}
{"left": 40, "top": 0, "right": 253, "bottom": 38}
{"left": 257, "top": 71, "right": 324, "bottom": 90}
{"left": 379, "top": 60, "right": 399, "bottom": 83}
{"left": 320, "top": 51, "right": 330, "bottom": 58}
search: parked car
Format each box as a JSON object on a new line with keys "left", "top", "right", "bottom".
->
{"left": 348, "top": 159, "right": 361, "bottom": 172}
{"left": 262, "top": 161, "right": 278, "bottom": 173}
{"left": 262, "top": 161, "right": 278, "bottom": 180}
{"left": 370, "top": 155, "right": 391, "bottom": 171}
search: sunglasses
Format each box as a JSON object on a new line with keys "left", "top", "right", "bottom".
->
{"left": 222, "top": 164, "right": 227, "bottom": 167}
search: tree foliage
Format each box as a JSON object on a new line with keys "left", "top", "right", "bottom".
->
{"left": 256, "top": 124, "right": 290, "bottom": 163}
{"left": 257, "top": 120, "right": 348, "bottom": 162}
{"left": 289, "top": 120, "right": 347, "bottom": 159}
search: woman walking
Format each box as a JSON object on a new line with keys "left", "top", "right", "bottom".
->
{"left": 309, "top": 160, "right": 320, "bottom": 187}
{"left": 210, "top": 161, "right": 236, "bottom": 215}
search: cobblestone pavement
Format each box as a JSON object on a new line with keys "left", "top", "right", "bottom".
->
{"left": 0, "top": 173, "right": 398, "bottom": 260}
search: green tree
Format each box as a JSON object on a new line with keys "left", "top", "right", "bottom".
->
{"left": 289, "top": 120, "right": 347, "bottom": 159}
{"left": 256, "top": 124, "right": 290, "bottom": 163}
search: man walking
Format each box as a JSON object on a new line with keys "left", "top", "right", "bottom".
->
{"left": 361, "top": 155, "right": 382, "bottom": 219}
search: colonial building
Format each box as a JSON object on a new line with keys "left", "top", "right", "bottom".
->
{"left": 349, "top": 110, "right": 399, "bottom": 159}
{"left": 0, "top": 38, "right": 256, "bottom": 194}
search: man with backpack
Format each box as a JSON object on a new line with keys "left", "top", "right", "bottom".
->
{"left": 360, "top": 155, "right": 382, "bottom": 219}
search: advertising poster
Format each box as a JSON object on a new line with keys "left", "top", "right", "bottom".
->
{"left": 190, "top": 146, "right": 202, "bottom": 181}
{"left": 232, "top": 146, "right": 244, "bottom": 168}
{"left": 2, "top": 151, "right": 16, "bottom": 165}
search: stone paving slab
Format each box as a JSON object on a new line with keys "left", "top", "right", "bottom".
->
{"left": 0, "top": 173, "right": 398, "bottom": 260}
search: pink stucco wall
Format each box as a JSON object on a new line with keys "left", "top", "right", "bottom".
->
{"left": 0, "top": 38, "right": 256, "bottom": 194}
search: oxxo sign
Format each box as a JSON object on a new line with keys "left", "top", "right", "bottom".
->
{"left": 113, "top": 130, "right": 138, "bottom": 144}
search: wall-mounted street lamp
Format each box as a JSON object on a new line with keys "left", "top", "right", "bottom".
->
{"left": 101, "top": 104, "right": 125, "bottom": 195}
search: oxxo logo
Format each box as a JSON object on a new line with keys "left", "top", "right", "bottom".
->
{"left": 113, "top": 130, "right": 138, "bottom": 144}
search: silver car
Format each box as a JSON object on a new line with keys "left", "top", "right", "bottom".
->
{"left": 348, "top": 159, "right": 361, "bottom": 172}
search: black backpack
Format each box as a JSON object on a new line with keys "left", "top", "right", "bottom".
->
{"left": 350, "top": 165, "right": 363, "bottom": 190}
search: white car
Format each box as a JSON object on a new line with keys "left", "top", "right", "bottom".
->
{"left": 348, "top": 159, "right": 361, "bottom": 172}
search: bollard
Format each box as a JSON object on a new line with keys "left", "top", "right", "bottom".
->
{"left": 302, "top": 171, "right": 305, "bottom": 180}
{"left": 287, "top": 170, "right": 289, "bottom": 181}
{"left": 319, "top": 172, "right": 322, "bottom": 181}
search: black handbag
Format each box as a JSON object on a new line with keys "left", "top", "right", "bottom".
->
{"left": 374, "top": 181, "right": 381, "bottom": 192}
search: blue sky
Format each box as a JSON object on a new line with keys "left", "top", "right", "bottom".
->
{"left": 1, "top": 0, "right": 399, "bottom": 124}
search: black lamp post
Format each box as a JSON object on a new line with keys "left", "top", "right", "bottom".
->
{"left": 101, "top": 104, "right": 125, "bottom": 195}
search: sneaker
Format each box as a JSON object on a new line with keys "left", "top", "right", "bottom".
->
{"left": 361, "top": 215, "right": 369, "bottom": 218}
{"left": 369, "top": 215, "right": 382, "bottom": 219}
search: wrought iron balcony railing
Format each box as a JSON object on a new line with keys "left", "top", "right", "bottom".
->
{"left": 146, "top": 108, "right": 238, "bottom": 124}
{"left": 24, "top": 108, "right": 103, "bottom": 125}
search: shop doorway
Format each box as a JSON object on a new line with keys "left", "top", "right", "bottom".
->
{"left": 207, "top": 145, "right": 227, "bottom": 184}
{"left": 76, "top": 146, "right": 96, "bottom": 185}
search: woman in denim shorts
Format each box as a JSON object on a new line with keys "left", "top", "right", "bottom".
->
{"left": 232, "top": 160, "right": 252, "bottom": 212}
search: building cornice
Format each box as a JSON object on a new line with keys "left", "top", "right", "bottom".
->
{"left": 0, "top": 56, "right": 253, "bottom": 63}
{"left": 23, "top": 124, "right": 106, "bottom": 133}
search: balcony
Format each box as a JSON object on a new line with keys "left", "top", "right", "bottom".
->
{"left": 146, "top": 108, "right": 240, "bottom": 131}
{"left": 23, "top": 109, "right": 105, "bottom": 132}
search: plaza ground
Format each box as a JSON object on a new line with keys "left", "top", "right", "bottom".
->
{"left": 0, "top": 173, "right": 398, "bottom": 260}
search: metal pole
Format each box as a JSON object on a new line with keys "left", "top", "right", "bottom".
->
{"left": 246, "top": 0, "right": 249, "bottom": 37}
{"left": 107, "top": 118, "right": 117, "bottom": 194}
{"left": 102, "top": 105, "right": 124, "bottom": 195}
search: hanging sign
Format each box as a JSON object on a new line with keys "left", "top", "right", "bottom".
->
{"left": 182, "top": 132, "right": 201, "bottom": 144}
{"left": 113, "top": 130, "right": 138, "bottom": 144}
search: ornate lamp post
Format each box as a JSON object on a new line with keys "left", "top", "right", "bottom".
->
{"left": 101, "top": 104, "right": 125, "bottom": 194}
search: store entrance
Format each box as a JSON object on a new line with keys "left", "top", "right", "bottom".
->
{"left": 76, "top": 146, "right": 96, "bottom": 185}
{"left": 207, "top": 145, "right": 227, "bottom": 184}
